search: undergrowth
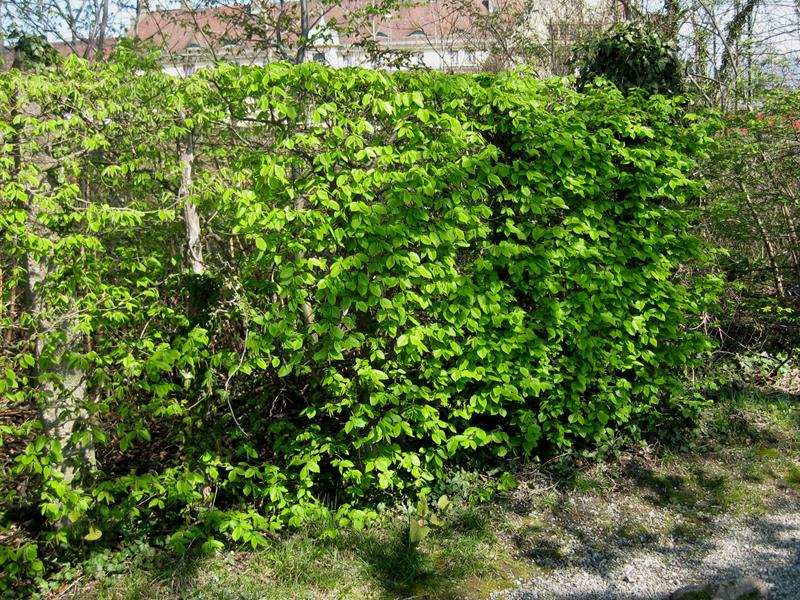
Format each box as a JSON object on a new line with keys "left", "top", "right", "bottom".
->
{"left": 52, "top": 379, "right": 800, "bottom": 600}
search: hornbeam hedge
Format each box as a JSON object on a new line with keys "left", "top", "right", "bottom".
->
{"left": 0, "top": 57, "right": 716, "bottom": 587}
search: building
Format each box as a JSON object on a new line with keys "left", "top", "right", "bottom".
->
{"left": 131, "top": 0, "right": 620, "bottom": 76}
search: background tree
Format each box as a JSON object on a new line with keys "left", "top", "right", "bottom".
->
{"left": 414, "top": 0, "right": 622, "bottom": 74}
{"left": 619, "top": 0, "right": 799, "bottom": 109}
{"left": 698, "top": 91, "right": 800, "bottom": 355}
{"left": 129, "top": 0, "right": 413, "bottom": 70}
{"left": 0, "top": 0, "right": 128, "bottom": 60}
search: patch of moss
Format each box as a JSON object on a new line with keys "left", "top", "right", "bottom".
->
{"left": 615, "top": 521, "right": 658, "bottom": 544}
{"left": 676, "top": 590, "right": 713, "bottom": 600}
{"left": 755, "top": 446, "right": 780, "bottom": 459}
{"left": 671, "top": 515, "right": 713, "bottom": 543}
{"left": 566, "top": 465, "right": 615, "bottom": 496}
{"left": 784, "top": 465, "right": 800, "bottom": 487}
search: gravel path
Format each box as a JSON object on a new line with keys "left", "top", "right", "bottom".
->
{"left": 492, "top": 497, "right": 800, "bottom": 600}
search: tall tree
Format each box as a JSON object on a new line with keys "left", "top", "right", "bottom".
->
{"left": 631, "top": 0, "right": 799, "bottom": 108}
{"left": 1, "top": 0, "right": 124, "bottom": 60}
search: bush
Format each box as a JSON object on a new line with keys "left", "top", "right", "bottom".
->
{"left": 0, "top": 59, "right": 715, "bottom": 593}
{"left": 576, "top": 22, "right": 685, "bottom": 97}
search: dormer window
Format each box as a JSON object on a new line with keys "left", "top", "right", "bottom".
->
{"left": 375, "top": 32, "right": 388, "bottom": 39}
{"left": 407, "top": 30, "right": 426, "bottom": 37}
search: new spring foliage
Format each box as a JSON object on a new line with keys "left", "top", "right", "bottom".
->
{"left": 0, "top": 58, "right": 715, "bottom": 579}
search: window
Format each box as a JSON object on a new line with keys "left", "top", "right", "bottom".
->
{"left": 407, "top": 30, "right": 426, "bottom": 38}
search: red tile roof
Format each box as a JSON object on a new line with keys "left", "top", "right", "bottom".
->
{"left": 132, "top": 1, "right": 491, "bottom": 56}
{"left": 134, "top": 5, "right": 247, "bottom": 54}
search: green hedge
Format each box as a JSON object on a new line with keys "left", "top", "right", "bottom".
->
{"left": 0, "top": 59, "right": 715, "bottom": 587}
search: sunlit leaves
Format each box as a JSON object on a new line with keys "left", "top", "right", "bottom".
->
{"left": 0, "top": 61, "right": 715, "bottom": 587}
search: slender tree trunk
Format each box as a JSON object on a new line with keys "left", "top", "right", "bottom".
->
{"left": 718, "top": 0, "right": 761, "bottom": 110}
{"left": 691, "top": 2, "right": 710, "bottom": 79}
{"left": 22, "top": 177, "right": 95, "bottom": 487}
{"left": 24, "top": 242, "right": 95, "bottom": 485}
{"left": 179, "top": 134, "right": 205, "bottom": 275}
{"left": 297, "top": 0, "right": 309, "bottom": 63}
{"left": 0, "top": 258, "right": 14, "bottom": 348}
{"left": 293, "top": 193, "right": 316, "bottom": 338}
{"left": 619, "top": 0, "right": 633, "bottom": 20}
{"left": 664, "top": 0, "right": 682, "bottom": 42}
{"left": 12, "top": 86, "right": 94, "bottom": 490}
{"left": 134, "top": 0, "right": 148, "bottom": 38}
{"left": 739, "top": 180, "right": 785, "bottom": 296}
{"left": 779, "top": 204, "right": 800, "bottom": 268}
{"left": 95, "top": 0, "right": 111, "bottom": 61}
{"left": 0, "top": 0, "right": 6, "bottom": 67}
{"left": 758, "top": 147, "right": 800, "bottom": 268}
{"left": 0, "top": 263, "right": 4, "bottom": 334}
{"left": 277, "top": 0, "right": 285, "bottom": 58}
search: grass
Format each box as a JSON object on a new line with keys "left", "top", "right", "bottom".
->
{"left": 82, "top": 509, "right": 521, "bottom": 600}
{"left": 73, "top": 383, "right": 799, "bottom": 600}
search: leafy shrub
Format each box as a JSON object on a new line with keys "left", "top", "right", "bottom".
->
{"left": 0, "top": 59, "right": 715, "bottom": 594}
{"left": 576, "top": 22, "right": 685, "bottom": 97}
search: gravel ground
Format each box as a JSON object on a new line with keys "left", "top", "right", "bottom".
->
{"left": 492, "top": 497, "right": 800, "bottom": 600}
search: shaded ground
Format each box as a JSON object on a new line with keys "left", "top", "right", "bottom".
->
{"left": 492, "top": 480, "right": 800, "bottom": 599}
{"left": 64, "top": 384, "right": 799, "bottom": 600}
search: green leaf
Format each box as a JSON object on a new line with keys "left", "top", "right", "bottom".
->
{"left": 408, "top": 519, "right": 430, "bottom": 545}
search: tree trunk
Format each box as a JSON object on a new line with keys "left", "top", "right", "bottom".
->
{"left": 293, "top": 193, "right": 317, "bottom": 339}
{"left": 95, "top": 0, "right": 111, "bottom": 61}
{"left": 664, "top": 0, "right": 682, "bottom": 42}
{"left": 12, "top": 85, "right": 94, "bottom": 491}
{"left": 718, "top": 0, "right": 761, "bottom": 102}
{"left": 179, "top": 134, "right": 205, "bottom": 274}
{"left": 0, "top": 0, "right": 6, "bottom": 66}
{"left": 297, "top": 0, "right": 309, "bottom": 63}
{"left": 758, "top": 147, "right": 800, "bottom": 268}
{"left": 24, "top": 244, "right": 95, "bottom": 486}
{"left": 134, "top": 0, "right": 148, "bottom": 38}
{"left": 0, "top": 258, "right": 15, "bottom": 346}
{"left": 739, "top": 181, "right": 785, "bottom": 296}
{"left": 779, "top": 204, "right": 800, "bottom": 269}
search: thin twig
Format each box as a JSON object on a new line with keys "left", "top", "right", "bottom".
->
{"left": 53, "top": 572, "right": 82, "bottom": 599}
{"left": 223, "top": 330, "right": 250, "bottom": 437}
